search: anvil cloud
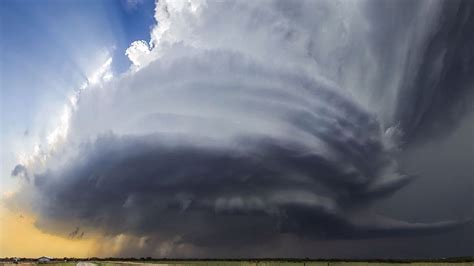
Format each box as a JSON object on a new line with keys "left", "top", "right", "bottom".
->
{"left": 7, "top": 0, "right": 474, "bottom": 258}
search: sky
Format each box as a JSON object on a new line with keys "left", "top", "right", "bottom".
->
{"left": 0, "top": 0, "right": 473, "bottom": 259}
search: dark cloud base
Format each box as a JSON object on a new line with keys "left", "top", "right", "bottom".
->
{"left": 13, "top": 128, "right": 468, "bottom": 256}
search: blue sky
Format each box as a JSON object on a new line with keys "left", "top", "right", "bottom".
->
{"left": 0, "top": 0, "right": 155, "bottom": 193}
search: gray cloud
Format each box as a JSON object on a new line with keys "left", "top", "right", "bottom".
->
{"left": 11, "top": 164, "right": 29, "bottom": 182}
{"left": 6, "top": 0, "right": 474, "bottom": 258}
{"left": 394, "top": 0, "right": 474, "bottom": 143}
{"left": 14, "top": 130, "right": 467, "bottom": 255}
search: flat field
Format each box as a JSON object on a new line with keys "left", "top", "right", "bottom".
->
{"left": 1, "top": 261, "right": 474, "bottom": 266}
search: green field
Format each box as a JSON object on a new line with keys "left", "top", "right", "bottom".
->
{"left": 92, "top": 262, "right": 474, "bottom": 266}
{"left": 2, "top": 261, "right": 474, "bottom": 266}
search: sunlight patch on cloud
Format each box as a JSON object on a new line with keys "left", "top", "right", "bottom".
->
{"left": 16, "top": 55, "right": 113, "bottom": 174}
{"left": 126, "top": 40, "right": 151, "bottom": 68}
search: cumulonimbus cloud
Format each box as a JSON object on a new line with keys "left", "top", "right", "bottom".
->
{"left": 7, "top": 0, "right": 474, "bottom": 257}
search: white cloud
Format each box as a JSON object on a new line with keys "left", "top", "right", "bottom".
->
{"left": 125, "top": 40, "right": 151, "bottom": 68}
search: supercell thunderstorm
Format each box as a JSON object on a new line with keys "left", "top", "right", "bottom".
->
{"left": 8, "top": 0, "right": 474, "bottom": 257}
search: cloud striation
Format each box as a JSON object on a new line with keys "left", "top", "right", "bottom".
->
{"left": 7, "top": 0, "right": 474, "bottom": 258}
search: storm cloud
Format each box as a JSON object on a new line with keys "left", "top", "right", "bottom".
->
{"left": 7, "top": 0, "right": 474, "bottom": 258}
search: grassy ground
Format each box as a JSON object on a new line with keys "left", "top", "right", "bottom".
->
{"left": 1, "top": 261, "right": 473, "bottom": 266}
{"left": 112, "top": 260, "right": 474, "bottom": 266}
{"left": 92, "top": 262, "right": 474, "bottom": 266}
